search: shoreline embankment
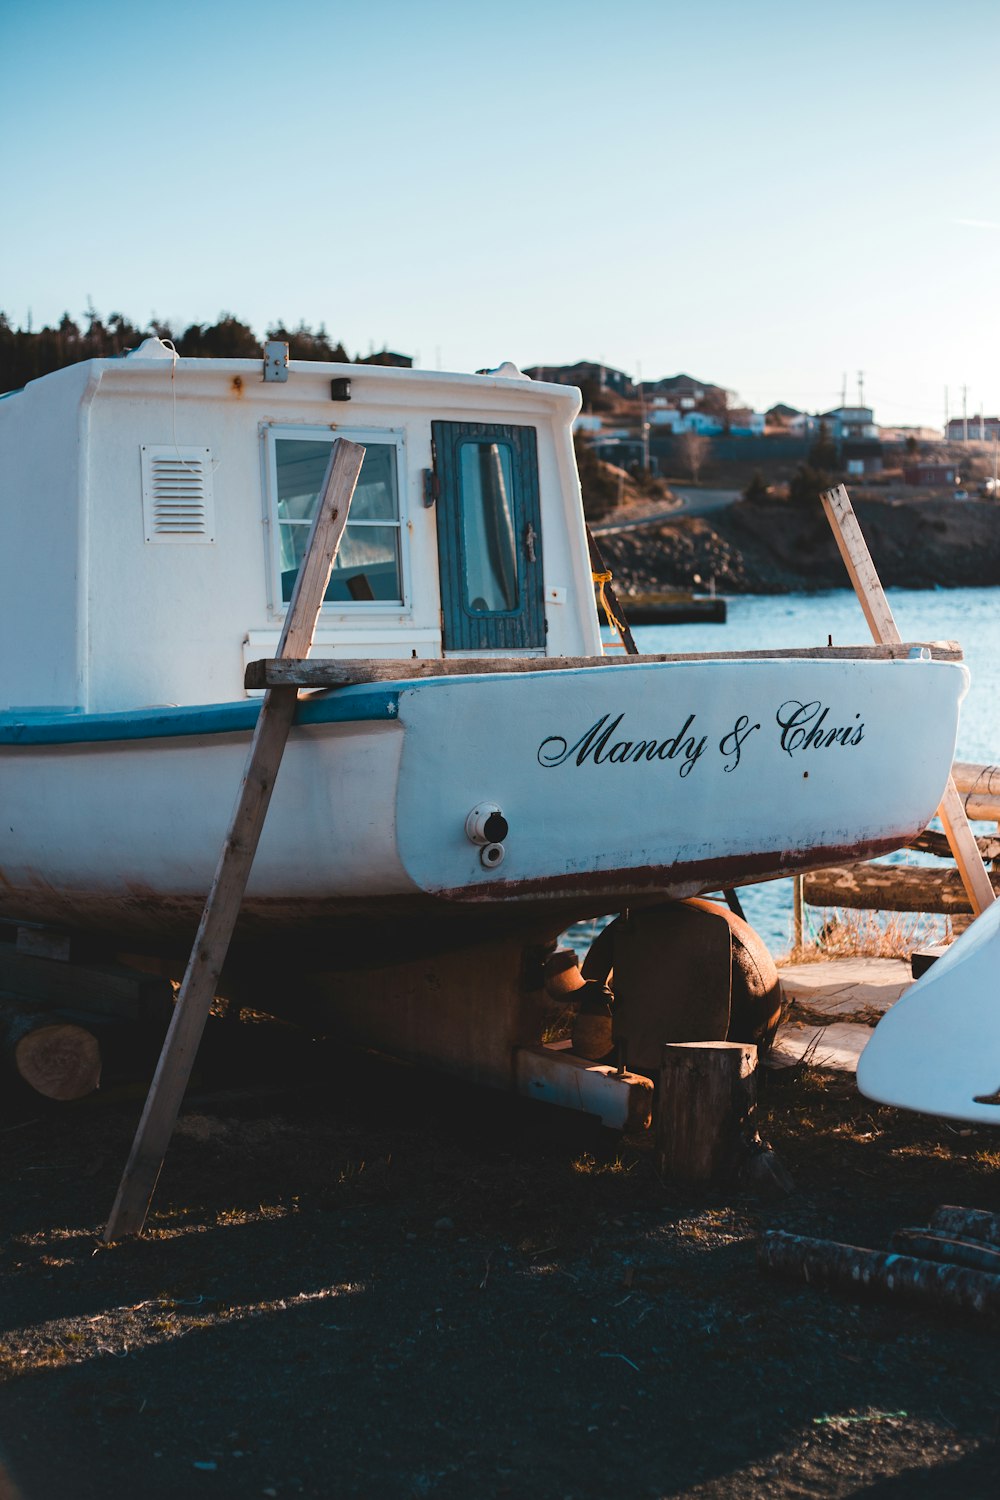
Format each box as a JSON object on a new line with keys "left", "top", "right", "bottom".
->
{"left": 598, "top": 495, "right": 1000, "bottom": 596}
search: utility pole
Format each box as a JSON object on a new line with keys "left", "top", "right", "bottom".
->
{"left": 636, "top": 360, "right": 650, "bottom": 472}
{"left": 857, "top": 370, "right": 865, "bottom": 409}
{"left": 963, "top": 385, "right": 968, "bottom": 443}
{"left": 841, "top": 372, "right": 847, "bottom": 409}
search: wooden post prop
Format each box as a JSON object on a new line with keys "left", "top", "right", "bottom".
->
{"left": 820, "top": 483, "right": 995, "bottom": 917}
{"left": 104, "top": 438, "right": 365, "bottom": 1241}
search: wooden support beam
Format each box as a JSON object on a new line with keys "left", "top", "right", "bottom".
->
{"left": 820, "top": 483, "right": 995, "bottom": 917}
{"left": 245, "top": 639, "right": 963, "bottom": 690}
{"left": 0, "top": 946, "right": 173, "bottom": 1023}
{"left": 104, "top": 437, "right": 365, "bottom": 1242}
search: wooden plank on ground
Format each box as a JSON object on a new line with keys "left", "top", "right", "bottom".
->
{"left": 820, "top": 483, "right": 995, "bottom": 917}
{"left": 103, "top": 437, "right": 365, "bottom": 1242}
{"left": 245, "top": 640, "right": 963, "bottom": 690}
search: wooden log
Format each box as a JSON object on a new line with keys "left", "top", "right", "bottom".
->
{"left": 930, "top": 1205, "right": 1000, "bottom": 1248}
{"left": 947, "top": 764, "right": 1000, "bottom": 823}
{"left": 656, "top": 1041, "right": 757, "bottom": 1185}
{"left": 759, "top": 1229, "right": 1000, "bottom": 1322}
{"left": 104, "top": 437, "right": 365, "bottom": 1242}
{"left": 907, "top": 828, "right": 1000, "bottom": 863}
{"left": 802, "top": 861, "right": 1000, "bottom": 914}
{"left": 952, "top": 761, "right": 1000, "bottom": 798}
{"left": 1, "top": 1001, "right": 101, "bottom": 1100}
{"left": 821, "top": 482, "right": 994, "bottom": 916}
{"left": 244, "top": 639, "right": 963, "bottom": 690}
{"left": 890, "top": 1229, "right": 1000, "bottom": 1275}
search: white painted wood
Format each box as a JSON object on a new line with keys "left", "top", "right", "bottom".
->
{"left": 0, "top": 655, "right": 969, "bottom": 944}
{"left": 514, "top": 1042, "right": 653, "bottom": 1130}
{"left": 821, "top": 483, "right": 995, "bottom": 917}
{"left": 0, "top": 353, "right": 599, "bottom": 716}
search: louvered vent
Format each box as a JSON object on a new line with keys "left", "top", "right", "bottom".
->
{"left": 140, "top": 446, "right": 216, "bottom": 543}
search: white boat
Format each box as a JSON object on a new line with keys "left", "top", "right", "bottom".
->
{"left": 857, "top": 900, "right": 1000, "bottom": 1124}
{"left": 0, "top": 340, "right": 970, "bottom": 977}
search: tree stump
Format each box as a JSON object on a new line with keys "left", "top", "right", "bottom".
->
{"left": 656, "top": 1041, "right": 757, "bottom": 1185}
{"left": 1, "top": 1001, "right": 102, "bottom": 1101}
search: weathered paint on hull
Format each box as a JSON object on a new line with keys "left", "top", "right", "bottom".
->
{"left": 0, "top": 655, "right": 969, "bottom": 963}
{"left": 0, "top": 830, "right": 917, "bottom": 966}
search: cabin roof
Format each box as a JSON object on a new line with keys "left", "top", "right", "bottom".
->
{"left": 5, "top": 346, "right": 583, "bottom": 422}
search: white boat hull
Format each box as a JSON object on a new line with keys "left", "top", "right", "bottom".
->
{"left": 0, "top": 655, "right": 968, "bottom": 962}
{"left": 858, "top": 898, "right": 1000, "bottom": 1124}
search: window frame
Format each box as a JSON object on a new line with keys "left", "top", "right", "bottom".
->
{"left": 262, "top": 423, "right": 409, "bottom": 617}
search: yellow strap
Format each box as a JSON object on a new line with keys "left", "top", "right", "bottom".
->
{"left": 591, "top": 568, "right": 627, "bottom": 639}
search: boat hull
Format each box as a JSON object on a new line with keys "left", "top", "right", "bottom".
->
{"left": 858, "top": 898, "right": 1000, "bottom": 1124}
{"left": 0, "top": 656, "right": 968, "bottom": 963}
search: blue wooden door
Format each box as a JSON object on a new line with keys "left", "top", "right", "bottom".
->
{"left": 432, "top": 421, "right": 545, "bottom": 650}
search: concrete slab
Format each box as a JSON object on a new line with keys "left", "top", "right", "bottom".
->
{"left": 768, "top": 1020, "right": 874, "bottom": 1074}
{"left": 778, "top": 957, "right": 913, "bottom": 1024}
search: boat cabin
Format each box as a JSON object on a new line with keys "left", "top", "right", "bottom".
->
{"left": 0, "top": 342, "right": 600, "bottom": 713}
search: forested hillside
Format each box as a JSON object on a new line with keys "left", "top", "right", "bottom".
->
{"left": 0, "top": 309, "right": 351, "bottom": 394}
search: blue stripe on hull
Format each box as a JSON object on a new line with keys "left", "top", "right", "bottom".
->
{"left": 0, "top": 687, "right": 401, "bottom": 746}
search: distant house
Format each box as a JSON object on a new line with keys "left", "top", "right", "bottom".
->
{"left": 358, "top": 349, "right": 413, "bottom": 368}
{"left": 591, "top": 436, "right": 651, "bottom": 470}
{"left": 841, "top": 439, "right": 883, "bottom": 477}
{"left": 678, "top": 411, "right": 724, "bottom": 436}
{"left": 879, "top": 425, "right": 942, "bottom": 443}
{"left": 525, "top": 362, "right": 636, "bottom": 398}
{"left": 727, "top": 406, "right": 765, "bottom": 436}
{"left": 821, "top": 406, "right": 878, "bottom": 442}
{"left": 766, "top": 404, "right": 822, "bottom": 436}
{"left": 945, "top": 415, "right": 1000, "bottom": 442}
{"left": 903, "top": 462, "right": 957, "bottom": 487}
{"left": 642, "top": 372, "right": 729, "bottom": 413}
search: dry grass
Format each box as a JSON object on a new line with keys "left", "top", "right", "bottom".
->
{"left": 782, "top": 907, "right": 952, "bottom": 965}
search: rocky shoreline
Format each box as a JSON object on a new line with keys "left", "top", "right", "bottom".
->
{"left": 598, "top": 495, "right": 1000, "bottom": 596}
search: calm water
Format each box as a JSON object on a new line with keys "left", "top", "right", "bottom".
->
{"left": 573, "top": 588, "right": 1000, "bottom": 957}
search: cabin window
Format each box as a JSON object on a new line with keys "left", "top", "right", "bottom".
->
{"left": 431, "top": 419, "right": 545, "bottom": 651}
{"left": 457, "top": 440, "right": 519, "bottom": 613}
{"left": 267, "top": 428, "right": 405, "bottom": 606}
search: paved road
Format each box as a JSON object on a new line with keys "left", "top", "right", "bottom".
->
{"left": 591, "top": 486, "right": 741, "bottom": 535}
{"left": 668, "top": 486, "right": 743, "bottom": 516}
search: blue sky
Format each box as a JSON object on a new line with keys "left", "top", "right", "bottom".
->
{"left": 3, "top": 0, "right": 999, "bottom": 423}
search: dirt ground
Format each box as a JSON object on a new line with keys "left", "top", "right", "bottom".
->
{"left": 2, "top": 1020, "right": 999, "bottom": 1500}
